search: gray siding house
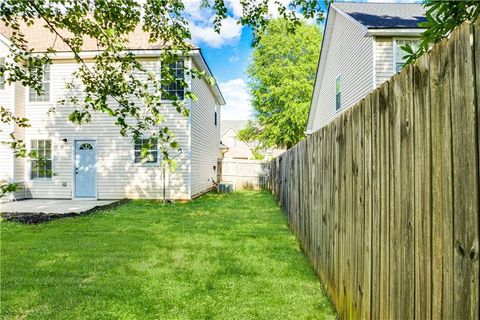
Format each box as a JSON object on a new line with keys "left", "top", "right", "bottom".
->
{"left": 306, "top": 2, "right": 426, "bottom": 133}
{"left": 0, "top": 22, "right": 225, "bottom": 201}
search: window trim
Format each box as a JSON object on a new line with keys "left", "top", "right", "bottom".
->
{"left": 393, "top": 37, "right": 420, "bottom": 74}
{"left": 28, "top": 139, "right": 54, "bottom": 181}
{"left": 335, "top": 75, "right": 341, "bottom": 111}
{"left": 133, "top": 137, "right": 161, "bottom": 166}
{"left": 28, "top": 64, "right": 51, "bottom": 103}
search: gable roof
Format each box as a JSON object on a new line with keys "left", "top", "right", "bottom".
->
{"left": 334, "top": 2, "right": 427, "bottom": 29}
{"left": 0, "top": 19, "right": 187, "bottom": 53}
{"left": 221, "top": 120, "right": 248, "bottom": 137}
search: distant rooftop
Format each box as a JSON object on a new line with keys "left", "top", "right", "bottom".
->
{"left": 334, "top": 2, "right": 427, "bottom": 29}
{"left": 221, "top": 120, "right": 248, "bottom": 137}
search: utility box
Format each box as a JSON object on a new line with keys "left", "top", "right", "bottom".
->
{"left": 217, "top": 182, "right": 235, "bottom": 193}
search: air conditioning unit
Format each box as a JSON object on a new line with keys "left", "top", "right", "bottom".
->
{"left": 217, "top": 182, "right": 235, "bottom": 193}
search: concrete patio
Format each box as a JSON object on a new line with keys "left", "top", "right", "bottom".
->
{"left": 0, "top": 199, "right": 119, "bottom": 223}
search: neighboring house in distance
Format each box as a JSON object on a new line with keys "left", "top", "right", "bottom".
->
{"left": 220, "top": 120, "right": 285, "bottom": 160}
{"left": 0, "top": 21, "right": 225, "bottom": 201}
{"left": 306, "top": 2, "right": 426, "bottom": 133}
{"left": 221, "top": 120, "right": 254, "bottom": 160}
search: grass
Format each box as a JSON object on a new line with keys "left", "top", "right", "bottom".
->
{"left": 0, "top": 191, "right": 336, "bottom": 319}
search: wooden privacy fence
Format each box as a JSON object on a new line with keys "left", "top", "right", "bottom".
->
{"left": 270, "top": 20, "right": 479, "bottom": 319}
{"left": 218, "top": 159, "right": 270, "bottom": 189}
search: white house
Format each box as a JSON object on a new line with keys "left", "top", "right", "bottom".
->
{"left": 221, "top": 120, "right": 285, "bottom": 160}
{"left": 306, "top": 2, "right": 426, "bottom": 133}
{"left": 221, "top": 120, "right": 254, "bottom": 160}
{"left": 0, "top": 22, "right": 225, "bottom": 201}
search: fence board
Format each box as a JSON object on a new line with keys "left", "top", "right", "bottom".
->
{"left": 430, "top": 37, "right": 454, "bottom": 320}
{"left": 413, "top": 53, "right": 432, "bottom": 320}
{"left": 449, "top": 23, "right": 479, "bottom": 320}
{"left": 267, "top": 20, "right": 479, "bottom": 320}
{"left": 218, "top": 159, "right": 270, "bottom": 190}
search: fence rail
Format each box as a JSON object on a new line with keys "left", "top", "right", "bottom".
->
{"left": 269, "top": 20, "right": 479, "bottom": 319}
{"left": 218, "top": 159, "right": 270, "bottom": 190}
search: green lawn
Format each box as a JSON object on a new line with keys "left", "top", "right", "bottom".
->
{"left": 0, "top": 191, "right": 335, "bottom": 319}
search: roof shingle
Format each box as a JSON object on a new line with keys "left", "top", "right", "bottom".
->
{"left": 334, "top": 2, "right": 427, "bottom": 29}
{"left": 0, "top": 19, "right": 196, "bottom": 52}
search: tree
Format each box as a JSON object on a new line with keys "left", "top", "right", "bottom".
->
{"left": 0, "top": 0, "right": 327, "bottom": 196}
{"left": 404, "top": 0, "right": 480, "bottom": 64}
{"left": 239, "top": 18, "right": 321, "bottom": 149}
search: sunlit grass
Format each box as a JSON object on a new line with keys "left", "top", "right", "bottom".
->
{"left": 1, "top": 191, "right": 336, "bottom": 319}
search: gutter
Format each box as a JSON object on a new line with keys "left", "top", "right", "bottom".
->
{"left": 367, "top": 28, "right": 426, "bottom": 37}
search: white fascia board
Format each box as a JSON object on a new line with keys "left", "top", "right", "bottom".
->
{"left": 367, "top": 28, "right": 426, "bottom": 37}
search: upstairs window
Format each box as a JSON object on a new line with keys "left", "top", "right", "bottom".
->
{"left": 134, "top": 138, "right": 159, "bottom": 164}
{"left": 394, "top": 39, "right": 420, "bottom": 72}
{"left": 0, "top": 57, "right": 5, "bottom": 89}
{"left": 29, "top": 65, "right": 50, "bottom": 102}
{"left": 335, "top": 76, "right": 341, "bottom": 111}
{"left": 30, "top": 139, "right": 52, "bottom": 179}
{"left": 162, "top": 60, "right": 185, "bottom": 100}
{"left": 214, "top": 106, "right": 218, "bottom": 126}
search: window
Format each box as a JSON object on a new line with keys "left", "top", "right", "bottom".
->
{"left": 162, "top": 60, "right": 185, "bottom": 100}
{"left": 394, "top": 39, "right": 420, "bottom": 72}
{"left": 30, "top": 139, "right": 53, "bottom": 179}
{"left": 79, "top": 143, "right": 94, "bottom": 150}
{"left": 134, "top": 138, "right": 159, "bottom": 164}
{"left": 29, "top": 64, "right": 50, "bottom": 102}
{"left": 214, "top": 106, "right": 218, "bottom": 126}
{"left": 0, "top": 57, "right": 5, "bottom": 90}
{"left": 335, "top": 76, "right": 341, "bottom": 111}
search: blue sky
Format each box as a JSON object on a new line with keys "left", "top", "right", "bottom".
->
{"left": 186, "top": 0, "right": 419, "bottom": 120}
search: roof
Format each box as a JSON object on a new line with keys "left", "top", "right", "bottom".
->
{"left": 0, "top": 19, "right": 188, "bottom": 52}
{"left": 334, "top": 2, "right": 427, "bottom": 29}
{"left": 221, "top": 120, "right": 248, "bottom": 137}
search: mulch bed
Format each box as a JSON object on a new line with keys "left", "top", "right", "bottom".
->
{"left": 1, "top": 200, "right": 127, "bottom": 224}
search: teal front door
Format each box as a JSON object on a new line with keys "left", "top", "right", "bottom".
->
{"left": 75, "top": 140, "right": 96, "bottom": 198}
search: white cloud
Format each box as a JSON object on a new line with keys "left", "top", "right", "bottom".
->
{"left": 225, "top": 0, "right": 243, "bottom": 18}
{"left": 183, "top": 0, "right": 243, "bottom": 48}
{"left": 189, "top": 16, "right": 242, "bottom": 48}
{"left": 219, "top": 78, "right": 252, "bottom": 120}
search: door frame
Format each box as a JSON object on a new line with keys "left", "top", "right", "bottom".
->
{"left": 72, "top": 138, "right": 98, "bottom": 200}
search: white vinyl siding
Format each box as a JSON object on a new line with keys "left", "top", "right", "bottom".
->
{"left": 190, "top": 69, "right": 220, "bottom": 197}
{"left": 12, "top": 81, "right": 26, "bottom": 199}
{"left": 309, "top": 9, "right": 374, "bottom": 132}
{"left": 22, "top": 58, "right": 191, "bottom": 200}
{"left": 0, "top": 39, "right": 15, "bottom": 201}
{"left": 374, "top": 37, "right": 394, "bottom": 87}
